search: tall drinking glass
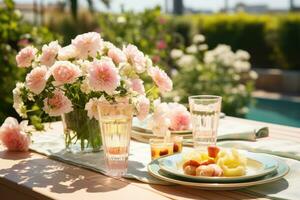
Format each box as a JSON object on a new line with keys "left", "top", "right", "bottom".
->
{"left": 188, "top": 95, "right": 222, "bottom": 151}
{"left": 97, "top": 102, "right": 133, "bottom": 178}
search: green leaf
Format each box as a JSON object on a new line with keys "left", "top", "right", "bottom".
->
{"left": 30, "top": 115, "right": 44, "bottom": 131}
{"left": 4, "top": 0, "right": 15, "bottom": 10}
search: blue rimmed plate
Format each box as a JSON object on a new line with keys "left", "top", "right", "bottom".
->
{"left": 158, "top": 151, "right": 278, "bottom": 183}
{"left": 148, "top": 155, "right": 289, "bottom": 190}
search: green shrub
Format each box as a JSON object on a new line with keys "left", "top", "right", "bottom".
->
{"left": 276, "top": 15, "right": 300, "bottom": 70}
{"left": 44, "top": 9, "right": 300, "bottom": 70}
{"left": 195, "top": 14, "right": 276, "bottom": 68}
{"left": 46, "top": 11, "right": 98, "bottom": 45}
{"left": 0, "top": 0, "right": 59, "bottom": 122}
{"left": 168, "top": 35, "right": 257, "bottom": 117}
{"left": 169, "top": 16, "right": 194, "bottom": 46}
{"left": 174, "top": 13, "right": 300, "bottom": 70}
{"left": 97, "top": 7, "right": 184, "bottom": 71}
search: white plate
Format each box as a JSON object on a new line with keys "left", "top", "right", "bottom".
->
{"left": 148, "top": 154, "right": 289, "bottom": 190}
{"left": 158, "top": 152, "right": 278, "bottom": 183}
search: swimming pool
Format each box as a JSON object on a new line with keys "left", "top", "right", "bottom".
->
{"left": 246, "top": 97, "right": 300, "bottom": 128}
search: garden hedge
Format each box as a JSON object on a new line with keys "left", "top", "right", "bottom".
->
{"left": 46, "top": 12, "right": 300, "bottom": 70}
{"left": 0, "top": 0, "right": 59, "bottom": 122}
{"left": 173, "top": 13, "right": 300, "bottom": 70}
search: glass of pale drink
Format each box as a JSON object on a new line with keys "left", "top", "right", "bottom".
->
{"left": 98, "top": 102, "right": 133, "bottom": 178}
{"left": 188, "top": 95, "right": 222, "bottom": 151}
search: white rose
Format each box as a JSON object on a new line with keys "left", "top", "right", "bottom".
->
{"left": 192, "top": 34, "right": 205, "bottom": 44}
{"left": 186, "top": 45, "right": 198, "bottom": 54}
{"left": 12, "top": 83, "right": 27, "bottom": 118}
{"left": 170, "top": 49, "right": 183, "bottom": 59}
{"left": 198, "top": 44, "right": 208, "bottom": 51}
{"left": 236, "top": 50, "right": 250, "bottom": 61}
{"left": 176, "top": 55, "right": 197, "bottom": 68}
{"left": 249, "top": 70, "right": 258, "bottom": 80}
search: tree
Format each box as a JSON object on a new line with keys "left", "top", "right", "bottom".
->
{"left": 68, "top": 0, "right": 110, "bottom": 19}
{"left": 173, "top": 0, "right": 184, "bottom": 15}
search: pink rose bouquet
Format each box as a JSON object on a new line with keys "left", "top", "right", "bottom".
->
{"left": 13, "top": 31, "right": 172, "bottom": 129}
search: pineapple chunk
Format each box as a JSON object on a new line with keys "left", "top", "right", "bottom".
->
{"left": 216, "top": 148, "right": 247, "bottom": 176}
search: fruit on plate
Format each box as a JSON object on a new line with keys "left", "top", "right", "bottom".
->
{"left": 182, "top": 146, "right": 247, "bottom": 177}
{"left": 208, "top": 145, "right": 220, "bottom": 158}
{"left": 183, "top": 165, "right": 197, "bottom": 176}
{"left": 182, "top": 159, "right": 201, "bottom": 169}
{"left": 196, "top": 164, "right": 223, "bottom": 177}
{"left": 216, "top": 148, "right": 247, "bottom": 176}
{"left": 199, "top": 158, "right": 215, "bottom": 165}
{"left": 182, "top": 150, "right": 211, "bottom": 164}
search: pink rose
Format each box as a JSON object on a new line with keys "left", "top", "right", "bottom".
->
{"left": 150, "top": 102, "right": 191, "bottom": 132}
{"left": 158, "top": 17, "right": 167, "bottom": 24}
{"left": 123, "top": 44, "right": 146, "bottom": 73}
{"left": 0, "top": 117, "right": 30, "bottom": 152}
{"left": 149, "top": 66, "right": 173, "bottom": 92}
{"left": 16, "top": 46, "right": 37, "bottom": 68}
{"left": 168, "top": 103, "right": 191, "bottom": 131}
{"left": 152, "top": 55, "right": 160, "bottom": 64}
{"left": 40, "top": 41, "right": 61, "bottom": 67}
{"left": 150, "top": 102, "right": 171, "bottom": 136}
{"left": 85, "top": 98, "right": 99, "bottom": 120}
{"left": 50, "top": 61, "right": 81, "bottom": 85}
{"left": 57, "top": 45, "right": 77, "bottom": 61}
{"left": 156, "top": 40, "right": 167, "bottom": 50}
{"left": 128, "top": 78, "right": 145, "bottom": 95}
{"left": 108, "top": 47, "right": 127, "bottom": 64}
{"left": 88, "top": 59, "right": 120, "bottom": 94}
{"left": 18, "top": 39, "right": 30, "bottom": 47}
{"left": 43, "top": 89, "right": 73, "bottom": 116}
{"left": 26, "top": 66, "right": 49, "bottom": 94}
{"left": 71, "top": 32, "right": 103, "bottom": 59}
{"left": 136, "top": 95, "right": 150, "bottom": 121}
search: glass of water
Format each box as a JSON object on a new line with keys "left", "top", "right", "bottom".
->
{"left": 97, "top": 102, "right": 133, "bottom": 178}
{"left": 188, "top": 95, "right": 222, "bottom": 151}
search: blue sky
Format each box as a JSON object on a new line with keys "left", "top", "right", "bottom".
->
{"left": 13, "top": 0, "right": 300, "bottom": 12}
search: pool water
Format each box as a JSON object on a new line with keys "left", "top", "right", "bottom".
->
{"left": 246, "top": 98, "right": 300, "bottom": 128}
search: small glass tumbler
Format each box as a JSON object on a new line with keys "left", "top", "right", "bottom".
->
{"left": 172, "top": 135, "right": 183, "bottom": 153}
{"left": 97, "top": 102, "right": 133, "bottom": 178}
{"left": 149, "top": 138, "right": 174, "bottom": 160}
{"left": 188, "top": 95, "right": 222, "bottom": 151}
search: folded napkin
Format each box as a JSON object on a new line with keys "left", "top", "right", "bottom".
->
{"left": 218, "top": 139, "right": 300, "bottom": 164}
{"left": 133, "top": 117, "right": 269, "bottom": 142}
{"left": 217, "top": 119, "right": 269, "bottom": 141}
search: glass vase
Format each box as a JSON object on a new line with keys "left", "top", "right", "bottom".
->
{"left": 62, "top": 108, "right": 102, "bottom": 153}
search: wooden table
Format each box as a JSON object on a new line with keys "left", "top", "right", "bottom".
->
{"left": 0, "top": 117, "right": 299, "bottom": 200}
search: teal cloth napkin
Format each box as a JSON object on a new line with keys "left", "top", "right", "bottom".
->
{"left": 30, "top": 122, "right": 299, "bottom": 200}
{"left": 217, "top": 119, "right": 269, "bottom": 141}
